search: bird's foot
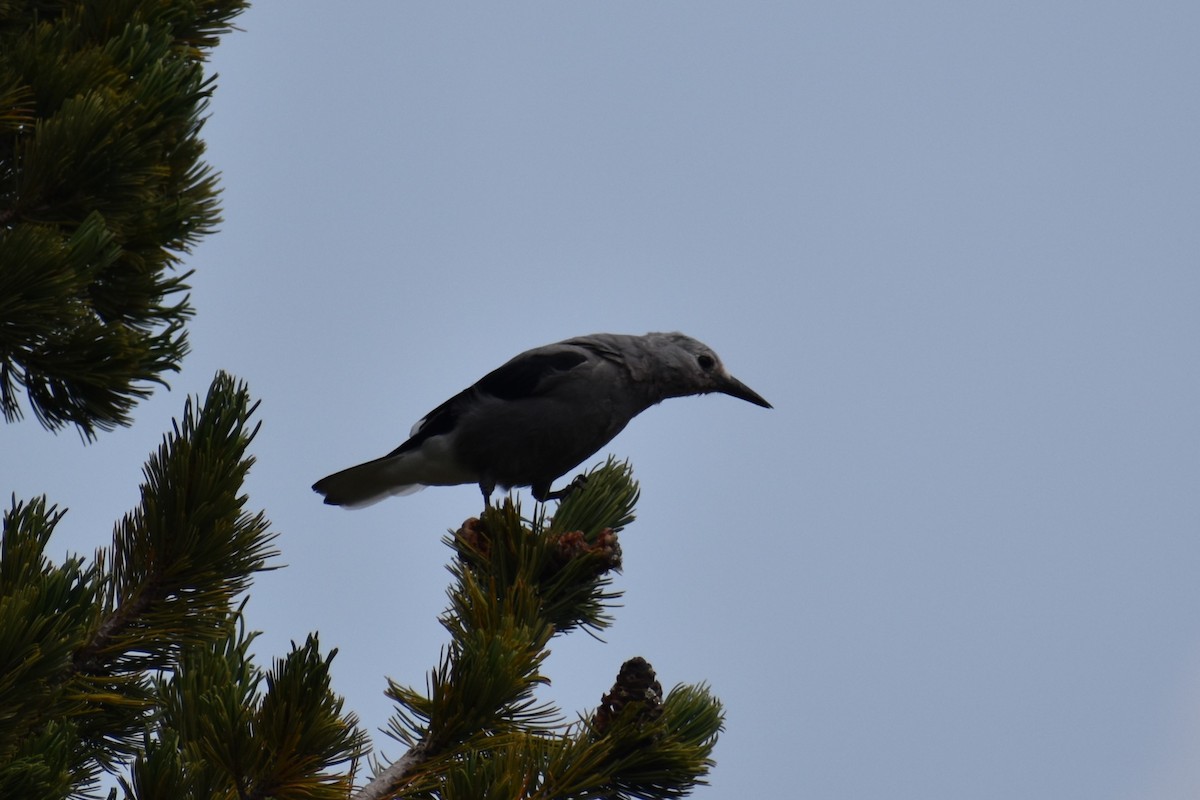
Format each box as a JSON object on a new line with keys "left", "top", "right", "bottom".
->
{"left": 540, "top": 473, "right": 589, "bottom": 502}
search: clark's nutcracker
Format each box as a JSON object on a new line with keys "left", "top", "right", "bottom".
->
{"left": 312, "top": 332, "right": 771, "bottom": 507}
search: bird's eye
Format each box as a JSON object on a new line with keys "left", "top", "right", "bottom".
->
{"left": 697, "top": 354, "right": 715, "bottom": 371}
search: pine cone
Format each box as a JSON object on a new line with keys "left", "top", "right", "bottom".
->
{"left": 593, "top": 656, "right": 664, "bottom": 736}
{"left": 551, "top": 528, "right": 622, "bottom": 575}
{"left": 592, "top": 528, "right": 622, "bottom": 572}
{"left": 455, "top": 516, "right": 490, "bottom": 559}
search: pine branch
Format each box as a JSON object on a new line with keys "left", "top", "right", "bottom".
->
{"left": 359, "top": 460, "right": 724, "bottom": 800}
{"left": 75, "top": 372, "right": 279, "bottom": 678}
{"left": 352, "top": 744, "right": 428, "bottom": 800}
{"left": 1, "top": 373, "right": 365, "bottom": 798}
{"left": 112, "top": 615, "right": 367, "bottom": 800}
{"left": 0, "top": 0, "right": 247, "bottom": 438}
{"left": 0, "top": 496, "right": 101, "bottom": 796}
{"left": 36, "top": 371, "right": 281, "bottom": 774}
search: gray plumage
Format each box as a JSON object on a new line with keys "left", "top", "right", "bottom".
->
{"left": 312, "top": 332, "right": 771, "bottom": 507}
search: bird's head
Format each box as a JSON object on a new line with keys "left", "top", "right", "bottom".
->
{"left": 646, "top": 332, "right": 772, "bottom": 409}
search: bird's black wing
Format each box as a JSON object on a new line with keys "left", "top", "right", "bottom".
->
{"left": 387, "top": 347, "right": 589, "bottom": 456}
{"left": 475, "top": 350, "right": 589, "bottom": 400}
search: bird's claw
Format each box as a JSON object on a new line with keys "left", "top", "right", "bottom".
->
{"left": 541, "top": 473, "right": 589, "bottom": 502}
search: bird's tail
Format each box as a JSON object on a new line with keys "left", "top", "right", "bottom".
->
{"left": 312, "top": 456, "right": 425, "bottom": 508}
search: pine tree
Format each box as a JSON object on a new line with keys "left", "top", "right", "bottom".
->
{"left": 1, "top": 2, "right": 727, "bottom": 797}
{"left": 3, "top": 377, "right": 724, "bottom": 798}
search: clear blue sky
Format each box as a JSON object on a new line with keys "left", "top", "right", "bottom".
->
{"left": 8, "top": 3, "right": 1200, "bottom": 797}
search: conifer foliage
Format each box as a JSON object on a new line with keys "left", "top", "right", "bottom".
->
{"left": 3, "top": 390, "right": 726, "bottom": 798}
{"left": 0, "top": 0, "right": 243, "bottom": 438}
{"left": 1, "top": 373, "right": 366, "bottom": 798}
{"left": 364, "top": 461, "right": 724, "bottom": 800}
{"left": 1, "top": 2, "right": 728, "bottom": 796}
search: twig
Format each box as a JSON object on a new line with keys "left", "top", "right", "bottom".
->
{"left": 352, "top": 741, "right": 430, "bottom": 800}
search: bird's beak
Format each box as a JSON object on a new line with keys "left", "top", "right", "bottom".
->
{"left": 720, "top": 375, "right": 772, "bottom": 408}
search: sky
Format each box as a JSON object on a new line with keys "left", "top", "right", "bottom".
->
{"left": 6, "top": 2, "right": 1200, "bottom": 798}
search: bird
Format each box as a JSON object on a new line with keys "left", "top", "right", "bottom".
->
{"left": 312, "top": 332, "right": 771, "bottom": 508}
